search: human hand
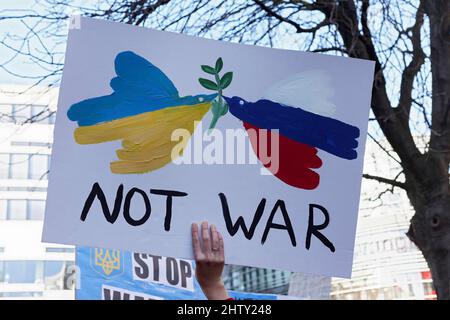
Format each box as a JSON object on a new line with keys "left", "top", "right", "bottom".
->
{"left": 191, "top": 221, "right": 229, "bottom": 300}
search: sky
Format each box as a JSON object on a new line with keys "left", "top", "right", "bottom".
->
{"left": 0, "top": 0, "right": 84, "bottom": 85}
{"left": 0, "top": 0, "right": 321, "bottom": 87}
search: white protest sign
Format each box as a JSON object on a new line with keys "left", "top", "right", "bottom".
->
{"left": 43, "top": 16, "right": 374, "bottom": 277}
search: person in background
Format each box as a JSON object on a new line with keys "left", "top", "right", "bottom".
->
{"left": 191, "top": 221, "right": 231, "bottom": 300}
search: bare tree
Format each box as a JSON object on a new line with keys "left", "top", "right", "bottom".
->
{"left": 1, "top": 0, "right": 448, "bottom": 298}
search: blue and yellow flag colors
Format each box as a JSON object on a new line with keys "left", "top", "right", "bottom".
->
{"left": 67, "top": 51, "right": 215, "bottom": 174}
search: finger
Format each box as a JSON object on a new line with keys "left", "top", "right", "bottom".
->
{"left": 201, "top": 221, "right": 212, "bottom": 254}
{"left": 191, "top": 223, "right": 202, "bottom": 260}
{"left": 217, "top": 230, "right": 225, "bottom": 260}
{"left": 211, "top": 224, "right": 219, "bottom": 252}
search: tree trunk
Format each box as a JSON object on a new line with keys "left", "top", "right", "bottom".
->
{"left": 406, "top": 173, "right": 450, "bottom": 299}
{"left": 409, "top": 0, "right": 450, "bottom": 300}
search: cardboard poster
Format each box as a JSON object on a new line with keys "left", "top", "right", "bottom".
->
{"left": 43, "top": 16, "right": 374, "bottom": 277}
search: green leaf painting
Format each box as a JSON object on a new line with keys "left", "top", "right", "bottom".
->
{"left": 201, "top": 65, "right": 216, "bottom": 75}
{"left": 198, "top": 57, "right": 233, "bottom": 130}
{"left": 199, "top": 78, "right": 219, "bottom": 91}
{"left": 220, "top": 72, "right": 233, "bottom": 90}
{"left": 215, "top": 57, "right": 223, "bottom": 73}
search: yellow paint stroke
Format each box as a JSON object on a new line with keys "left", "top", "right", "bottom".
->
{"left": 74, "top": 103, "right": 211, "bottom": 174}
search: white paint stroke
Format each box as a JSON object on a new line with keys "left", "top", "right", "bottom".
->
{"left": 263, "top": 70, "right": 337, "bottom": 117}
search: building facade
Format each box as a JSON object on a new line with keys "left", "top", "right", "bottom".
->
{"left": 223, "top": 265, "right": 291, "bottom": 295}
{"left": 329, "top": 138, "right": 436, "bottom": 300}
{"left": 330, "top": 188, "right": 436, "bottom": 299}
{"left": 0, "top": 85, "right": 75, "bottom": 299}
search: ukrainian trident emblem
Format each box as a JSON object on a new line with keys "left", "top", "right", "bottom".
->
{"left": 90, "top": 248, "right": 124, "bottom": 277}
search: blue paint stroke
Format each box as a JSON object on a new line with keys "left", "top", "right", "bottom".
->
{"left": 67, "top": 51, "right": 216, "bottom": 126}
{"left": 224, "top": 96, "right": 360, "bottom": 160}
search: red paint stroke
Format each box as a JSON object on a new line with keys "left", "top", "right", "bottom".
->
{"left": 244, "top": 122, "right": 322, "bottom": 190}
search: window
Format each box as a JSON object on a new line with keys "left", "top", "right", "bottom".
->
{"left": 12, "top": 104, "right": 31, "bottom": 123}
{"left": 47, "top": 154, "right": 52, "bottom": 173}
{"left": 31, "top": 105, "right": 55, "bottom": 124}
{"left": 2, "top": 261, "right": 43, "bottom": 284}
{"left": 0, "top": 154, "right": 9, "bottom": 179}
{"left": 45, "top": 261, "right": 74, "bottom": 290}
{"left": 30, "top": 105, "right": 45, "bottom": 122}
{"left": 7, "top": 200, "right": 27, "bottom": 220}
{"left": 423, "top": 282, "right": 435, "bottom": 296}
{"left": 2, "top": 200, "right": 47, "bottom": 220}
{"left": 0, "top": 104, "right": 12, "bottom": 122}
{"left": 0, "top": 104, "right": 54, "bottom": 124}
{"left": 0, "top": 260, "right": 70, "bottom": 291}
{"left": 44, "top": 261, "right": 65, "bottom": 278}
{"left": 0, "top": 200, "right": 6, "bottom": 220}
{"left": 9, "top": 154, "right": 29, "bottom": 179}
{"left": 2, "top": 153, "right": 50, "bottom": 180}
{"left": 29, "top": 154, "right": 48, "bottom": 180}
{"left": 49, "top": 111, "right": 56, "bottom": 124}
{"left": 28, "top": 200, "right": 46, "bottom": 220}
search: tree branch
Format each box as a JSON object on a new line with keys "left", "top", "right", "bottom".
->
{"left": 396, "top": 1, "right": 425, "bottom": 122}
{"left": 253, "top": 0, "right": 330, "bottom": 33}
{"left": 317, "top": 0, "right": 428, "bottom": 185}
{"left": 363, "top": 173, "right": 406, "bottom": 189}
